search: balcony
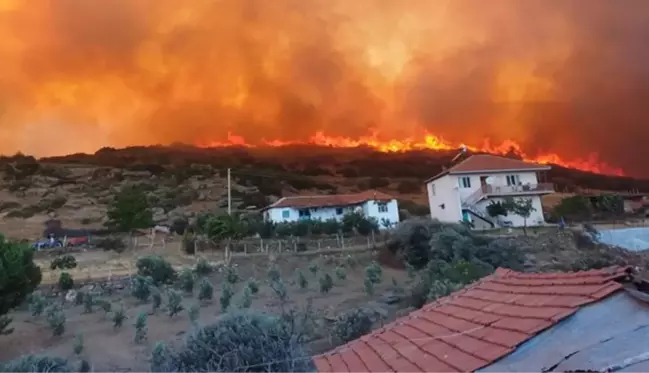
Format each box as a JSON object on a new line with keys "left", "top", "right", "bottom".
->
{"left": 464, "top": 183, "right": 554, "bottom": 206}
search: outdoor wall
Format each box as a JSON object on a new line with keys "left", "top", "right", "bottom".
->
{"left": 598, "top": 227, "right": 649, "bottom": 251}
{"left": 265, "top": 199, "right": 399, "bottom": 228}
{"left": 475, "top": 195, "right": 546, "bottom": 227}
{"left": 457, "top": 171, "right": 541, "bottom": 201}
{"left": 427, "top": 175, "right": 462, "bottom": 223}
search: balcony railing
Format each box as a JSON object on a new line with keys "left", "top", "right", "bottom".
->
{"left": 463, "top": 183, "right": 554, "bottom": 206}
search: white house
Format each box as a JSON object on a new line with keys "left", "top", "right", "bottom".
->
{"left": 424, "top": 154, "right": 554, "bottom": 228}
{"left": 261, "top": 190, "right": 400, "bottom": 229}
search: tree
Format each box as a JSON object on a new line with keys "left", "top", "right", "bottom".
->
{"left": 106, "top": 186, "right": 154, "bottom": 233}
{"left": 503, "top": 198, "right": 536, "bottom": 235}
{"left": 0, "top": 234, "right": 42, "bottom": 334}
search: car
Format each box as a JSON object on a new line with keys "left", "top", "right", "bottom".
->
{"left": 31, "top": 239, "right": 64, "bottom": 250}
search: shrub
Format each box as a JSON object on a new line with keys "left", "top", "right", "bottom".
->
{"left": 197, "top": 278, "right": 214, "bottom": 302}
{"left": 344, "top": 255, "right": 357, "bottom": 268}
{"left": 0, "top": 355, "right": 72, "bottom": 372}
{"left": 237, "top": 286, "right": 253, "bottom": 309}
{"left": 178, "top": 268, "right": 195, "bottom": 294}
{"left": 94, "top": 236, "right": 126, "bottom": 253}
{"left": 182, "top": 232, "right": 196, "bottom": 255}
{"left": 219, "top": 283, "right": 234, "bottom": 312}
{"left": 364, "top": 262, "right": 382, "bottom": 284}
{"left": 0, "top": 316, "right": 12, "bottom": 335}
{"left": 270, "top": 279, "right": 288, "bottom": 302}
{"left": 106, "top": 186, "right": 154, "bottom": 232}
{"left": 296, "top": 270, "right": 308, "bottom": 289}
{"left": 98, "top": 300, "right": 112, "bottom": 316}
{"left": 246, "top": 278, "right": 259, "bottom": 295}
{"left": 224, "top": 264, "right": 240, "bottom": 284}
{"left": 335, "top": 266, "right": 346, "bottom": 280}
{"left": 74, "top": 290, "right": 84, "bottom": 306}
{"left": 167, "top": 289, "right": 184, "bottom": 317}
{"left": 332, "top": 308, "right": 376, "bottom": 344}
{"left": 194, "top": 258, "right": 213, "bottom": 276}
{"left": 73, "top": 333, "right": 84, "bottom": 355}
{"left": 131, "top": 275, "right": 153, "bottom": 302}
{"left": 112, "top": 306, "right": 126, "bottom": 329}
{"left": 29, "top": 292, "right": 48, "bottom": 317}
{"left": 308, "top": 261, "right": 318, "bottom": 276}
{"left": 136, "top": 255, "right": 176, "bottom": 285}
{"left": 134, "top": 312, "right": 147, "bottom": 344}
{"left": 267, "top": 264, "right": 281, "bottom": 282}
{"left": 188, "top": 304, "right": 200, "bottom": 325}
{"left": 45, "top": 304, "right": 65, "bottom": 336}
{"left": 364, "top": 278, "right": 374, "bottom": 296}
{"left": 0, "top": 234, "right": 42, "bottom": 328}
{"left": 149, "top": 311, "right": 315, "bottom": 372}
{"left": 83, "top": 293, "right": 94, "bottom": 314}
{"left": 151, "top": 288, "right": 162, "bottom": 313}
{"left": 319, "top": 273, "right": 333, "bottom": 294}
{"left": 50, "top": 255, "right": 77, "bottom": 271}
{"left": 57, "top": 272, "right": 74, "bottom": 291}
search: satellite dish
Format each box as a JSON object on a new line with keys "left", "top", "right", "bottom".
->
{"left": 485, "top": 176, "right": 495, "bottom": 184}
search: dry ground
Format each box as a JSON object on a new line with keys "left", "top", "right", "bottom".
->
{"left": 1, "top": 246, "right": 411, "bottom": 371}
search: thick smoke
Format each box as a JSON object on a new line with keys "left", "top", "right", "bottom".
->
{"left": 0, "top": 0, "right": 648, "bottom": 176}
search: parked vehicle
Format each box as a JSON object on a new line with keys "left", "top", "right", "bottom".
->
{"left": 31, "top": 239, "right": 63, "bottom": 250}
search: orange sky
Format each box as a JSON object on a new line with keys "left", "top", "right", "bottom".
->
{"left": 0, "top": 0, "right": 648, "bottom": 176}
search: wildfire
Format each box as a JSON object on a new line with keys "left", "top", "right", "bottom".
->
{"left": 201, "top": 132, "right": 625, "bottom": 176}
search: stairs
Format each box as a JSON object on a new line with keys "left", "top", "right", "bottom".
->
{"left": 462, "top": 204, "right": 496, "bottom": 229}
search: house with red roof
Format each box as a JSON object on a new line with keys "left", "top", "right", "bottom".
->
{"left": 261, "top": 190, "right": 399, "bottom": 228}
{"left": 315, "top": 266, "right": 649, "bottom": 372}
{"left": 424, "top": 154, "right": 554, "bottom": 229}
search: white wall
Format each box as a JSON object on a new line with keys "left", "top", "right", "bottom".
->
{"left": 456, "top": 171, "right": 541, "bottom": 202}
{"left": 265, "top": 199, "right": 400, "bottom": 229}
{"left": 426, "top": 175, "right": 463, "bottom": 223}
{"left": 475, "top": 195, "right": 546, "bottom": 227}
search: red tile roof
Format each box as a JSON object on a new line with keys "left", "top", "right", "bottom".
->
{"left": 425, "top": 154, "right": 550, "bottom": 183}
{"left": 263, "top": 190, "right": 394, "bottom": 210}
{"left": 314, "top": 266, "right": 631, "bottom": 373}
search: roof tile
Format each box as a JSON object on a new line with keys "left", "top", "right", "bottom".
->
{"left": 263, "top": 190, "right": 394, "bottom": 210}
{"left": 314, "top": 266, "right": 628, "bottom": 372}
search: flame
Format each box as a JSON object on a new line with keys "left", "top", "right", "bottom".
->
{"left": 200, "top": 132, "right": 625, "bottom": 176}
{"left": 0, "top": 1, "right": 644, "bottom": 177}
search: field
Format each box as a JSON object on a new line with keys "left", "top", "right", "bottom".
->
{"left": 2, "top": 242, "right": 412, "bottom": 371}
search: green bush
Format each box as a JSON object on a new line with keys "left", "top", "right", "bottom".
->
{"left": 224, "top": 264, "right": 240, "bottom": 284}
{"left": 130, "top": 275, "right": 153, "bottom": 302}
{"left": 94, "top": 236, "right": 126, "bottom": 253}
{"left": 319, "top": 273, "right": 333, "bottom": 294}
{"left": 150, "top": 311, "right": 315, "bottom": 372}
{"left": 197, "top": 278, "right": 214, "bottom": 302}
{"left": 219, "top": 283, "right": 234, "bottom": 312}
{"left": 50, "top": 255, "right": 77, "bottom": 271}
{"left": 179, "top": 269, "right": 195, "bottom": 294}
{"left": 136, "top": 255, "right": 176, "bottom": 285}
{"left": 335, "top": 266, "right": 346, "bottom": 280}
{"left": 296, "top": 270, "right": 308, "bottom": 289}
{"left": 57, "top": 273, "right": 74, "bottom": 291}
{"left": 112, "top": 306, "right": 126, "bottom": 329}
{"left": 194, "top": 258, "right": 213, "bottom": 276}
{"left": 134, "top": 312, "right": 147, "bottom": 344}
{"left": 246, "top": 278, "right": 259, "bottom": 295}
{"left": 45, "top": 304, "right": 65, "bottom": 337}
{"left": 166, "top": 289, "right": 184, "bottom": 317}
{"left": 0, "top": 355, "right": 72, "bottom": 372}
{"left": 332, "top": 307, "right": 376, "bottom": 344}
{"left": 0, "top": 234, "right": 42, "bottom": 325}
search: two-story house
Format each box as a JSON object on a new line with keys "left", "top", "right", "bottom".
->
{"left": 424, "top": 154, "right": 554, "bottom": 228}
{"left": 261, "top": 190, "right": 400, "bottom": 229}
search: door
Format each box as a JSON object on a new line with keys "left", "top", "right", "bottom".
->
{"left": 480, "top": 176, "right": 489, "bottom": 193}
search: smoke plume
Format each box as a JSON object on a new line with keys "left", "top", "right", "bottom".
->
{"left": 0, "top": 0, "right": 648, "bottom": 176}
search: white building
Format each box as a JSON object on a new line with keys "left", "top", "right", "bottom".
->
{"left": 262, "top": 190, "right": 400, "bottom": 229}
{"left": 424, "top": 154, "right": 554, "bottom": 228}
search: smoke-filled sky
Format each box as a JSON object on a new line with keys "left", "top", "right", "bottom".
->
{"left": 1, "top": 0, "right": 648, "bottom": 176}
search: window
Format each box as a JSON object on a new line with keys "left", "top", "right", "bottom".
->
{"left": 506, "top": 175, "right": 521, "bottom": 186}
{"left": 298, "top": 209, "right": 311, "bottom": 218}
{"left": 336, "top": 207, "right": 343, "bottom": 215}
{"left": 459, "top": 176, "right": 471, "bottom": 188}
{"left": 430, "top": 183, "right": 436, "bottom": 196}
{"left": 282, "top": 210, "right": 290, "bottom": 218}
{"left": 378, "top": 203, "right": 388, "bottom": 213}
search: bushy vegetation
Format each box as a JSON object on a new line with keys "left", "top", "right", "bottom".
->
{"left": 332, "top": 307, "right": 376, "bottom": 344}
{"left": 136, "top": 255, "right": 176, "bottom": 285}
{"left": 0, "top": 234, "right": 42, "bottom": 334}
{"left": 191, "top": 211, "right": 379, "bottom": 241}
{"left": 150, "top": 311, "right": 314, "bottom": 372}
{"left": 0, "top": 355, "right": 73, "bottom": 372}
{"left": 387, "top": 219, "right": 525, "bottom": 308}
{"left": 105, "top": 186, "right": 154, "bottom": 232}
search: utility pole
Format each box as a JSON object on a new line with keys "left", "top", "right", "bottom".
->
{"left": 227, "top": 168, "right": 231, "bottom": 215}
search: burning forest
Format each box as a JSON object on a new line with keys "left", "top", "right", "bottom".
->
{"left": 1, "top": 0, "right": 648, "bottom": 177}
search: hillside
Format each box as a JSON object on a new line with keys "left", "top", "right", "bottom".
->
{"left": 1, "top": 145, "right": 648, "bottom": 240}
